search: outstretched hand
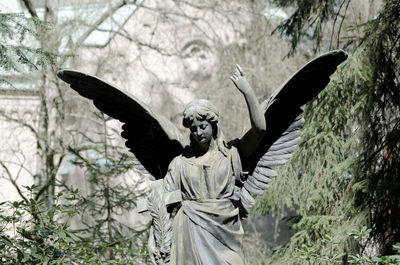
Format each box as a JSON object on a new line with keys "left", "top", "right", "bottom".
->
{"left": 230, "top": 64, "right": 251, "bottom": 94}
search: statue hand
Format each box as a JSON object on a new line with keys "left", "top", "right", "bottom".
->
{"left": 230, "top": 64, "right": 251, "bottom": 94}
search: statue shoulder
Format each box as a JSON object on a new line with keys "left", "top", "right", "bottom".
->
{"left": 168, "top": 154, "right": 185, "bottom": 169}
{"left": 226, "top": 138, "right": 241, "bottom": 158}
{"left": 226, "top": 138, "right": 240, "bottom": 149}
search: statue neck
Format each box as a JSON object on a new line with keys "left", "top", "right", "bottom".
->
{"left": 193, "top": 138, "right": 217, "bottom": 157}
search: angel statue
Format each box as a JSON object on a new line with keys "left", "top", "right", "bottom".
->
{"left": 57, "top": 50, "right": 347, "bottom": 265}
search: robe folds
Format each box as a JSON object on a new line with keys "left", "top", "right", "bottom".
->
{"left": 164, "top": 148, "right": 245, "bottom": 265}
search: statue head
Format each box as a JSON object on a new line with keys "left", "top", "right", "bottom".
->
{"left": 183, "top": 99, "right": 228, "bottom": 155}
{"left": 183, "top": 98, "right": 218, "bottom": 125}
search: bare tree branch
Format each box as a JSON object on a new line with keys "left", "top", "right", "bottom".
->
{"left": 74, "top": 0, "right": 129, "bottom": 50}
{"left": 0, "top": 161, "right": 29, "bottom": 204}
{"left": 21, "top": 0, "right": 38, "bottom": 18}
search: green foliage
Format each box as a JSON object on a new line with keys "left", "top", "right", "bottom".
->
{"left": 1, "top": 6, "right": 148, "bottom": 265}
{"left": 0, "top": 13, "right": 57, "bottom": 82}
{"left": 353, "top": 1, "right": 400, "bottom": 254}
{"left": 273, "top": 0, "right": 337, "bottom": 55}
{"left": 295, "top": 230, "right": 400, "bottom": 264}
{"left": 257, "top": 54, "right": 368, "bottom": 263}
{"left": 0, "top": 185, "right": 91, "bottom": 264}
{"left": 65, "top": 113, "right": 149, "bottom": 262}
{"left": 256, "top": 0, "right": 400, "bottom": 263}
{"left": 0, "top": 185, "right": 147, "bottom": 264}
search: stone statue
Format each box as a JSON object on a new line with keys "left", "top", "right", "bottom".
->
{"left": 57, "top": 50, "right": 347, "bottom": 265}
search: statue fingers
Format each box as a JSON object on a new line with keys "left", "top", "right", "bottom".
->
{"left": 236, "top": 64, "right": 244, "bottom": 76}
{"left": 231, "top": 67, "right": 240, "bottom": 78}
{"left": 230, "top": 73, "right": 238, "bottom": 81}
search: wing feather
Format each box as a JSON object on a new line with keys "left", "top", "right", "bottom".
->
{"left": 260, "top": 153, "right": 293, "bottom": 162}
{"left": 252, "top": 171, "right": 273, "bottom": 184}
{"left": 244, "top": 181, "right": 265, "bottom": 195}
{"left": 241, "top": 50, "right": 348, "bottom": 197}
{"left": 248, "top": 177, "right": 270, "bottom": 190}
{"left": 254, "top": 167, "right": 277, "bottom": 178}
{"left": 271, "top": 130, "right": 301, "bottom": 146}
{"left": 57, "top": 70, "right": 185, "bottom": 179}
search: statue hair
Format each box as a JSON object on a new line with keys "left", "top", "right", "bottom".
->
{"left": 183, "top": 99, "right": 229, "bottom": 156}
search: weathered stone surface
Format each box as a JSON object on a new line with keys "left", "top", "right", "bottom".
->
{"left": 58, "top": 50, "right": 347, "bottom": 265}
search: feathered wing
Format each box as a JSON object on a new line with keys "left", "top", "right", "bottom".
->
{"left": 241, "top": 50, "right": 348, "bottom": 197}
{"left": 57, "top": 70, "right": 185, "bottom": 180}
{"left": 243, "top": 113, "right": 304, "bottom": 195}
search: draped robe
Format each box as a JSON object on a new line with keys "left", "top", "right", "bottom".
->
{"left": 164, "top": 147, "right": 245, "bottom": 265}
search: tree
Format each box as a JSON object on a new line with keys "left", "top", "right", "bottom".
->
{"left": 255, "top": 0, "right": 400, "bottom": 263}
{"left": 1, "top": 1, "right": 149, "bottom": 263}
{"left": 2, "top": 0, "right": 330, "bottom": 263}
{"left": 0, "top": 13, "right": 56, "bottom": 85}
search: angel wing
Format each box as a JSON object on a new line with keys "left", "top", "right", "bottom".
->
{"left": 241, "top": 50, "right": 348, "bottom": 197}
{"left": 57, "top": 70, "right": 185, "bottom": 180}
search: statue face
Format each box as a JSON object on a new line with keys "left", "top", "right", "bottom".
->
{"left": 189, "top": 119, "right": 213, "bottom": 144}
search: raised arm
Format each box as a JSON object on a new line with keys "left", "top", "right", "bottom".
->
{"left": 230, "top": 64, "right": 266, "bottom": 157}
